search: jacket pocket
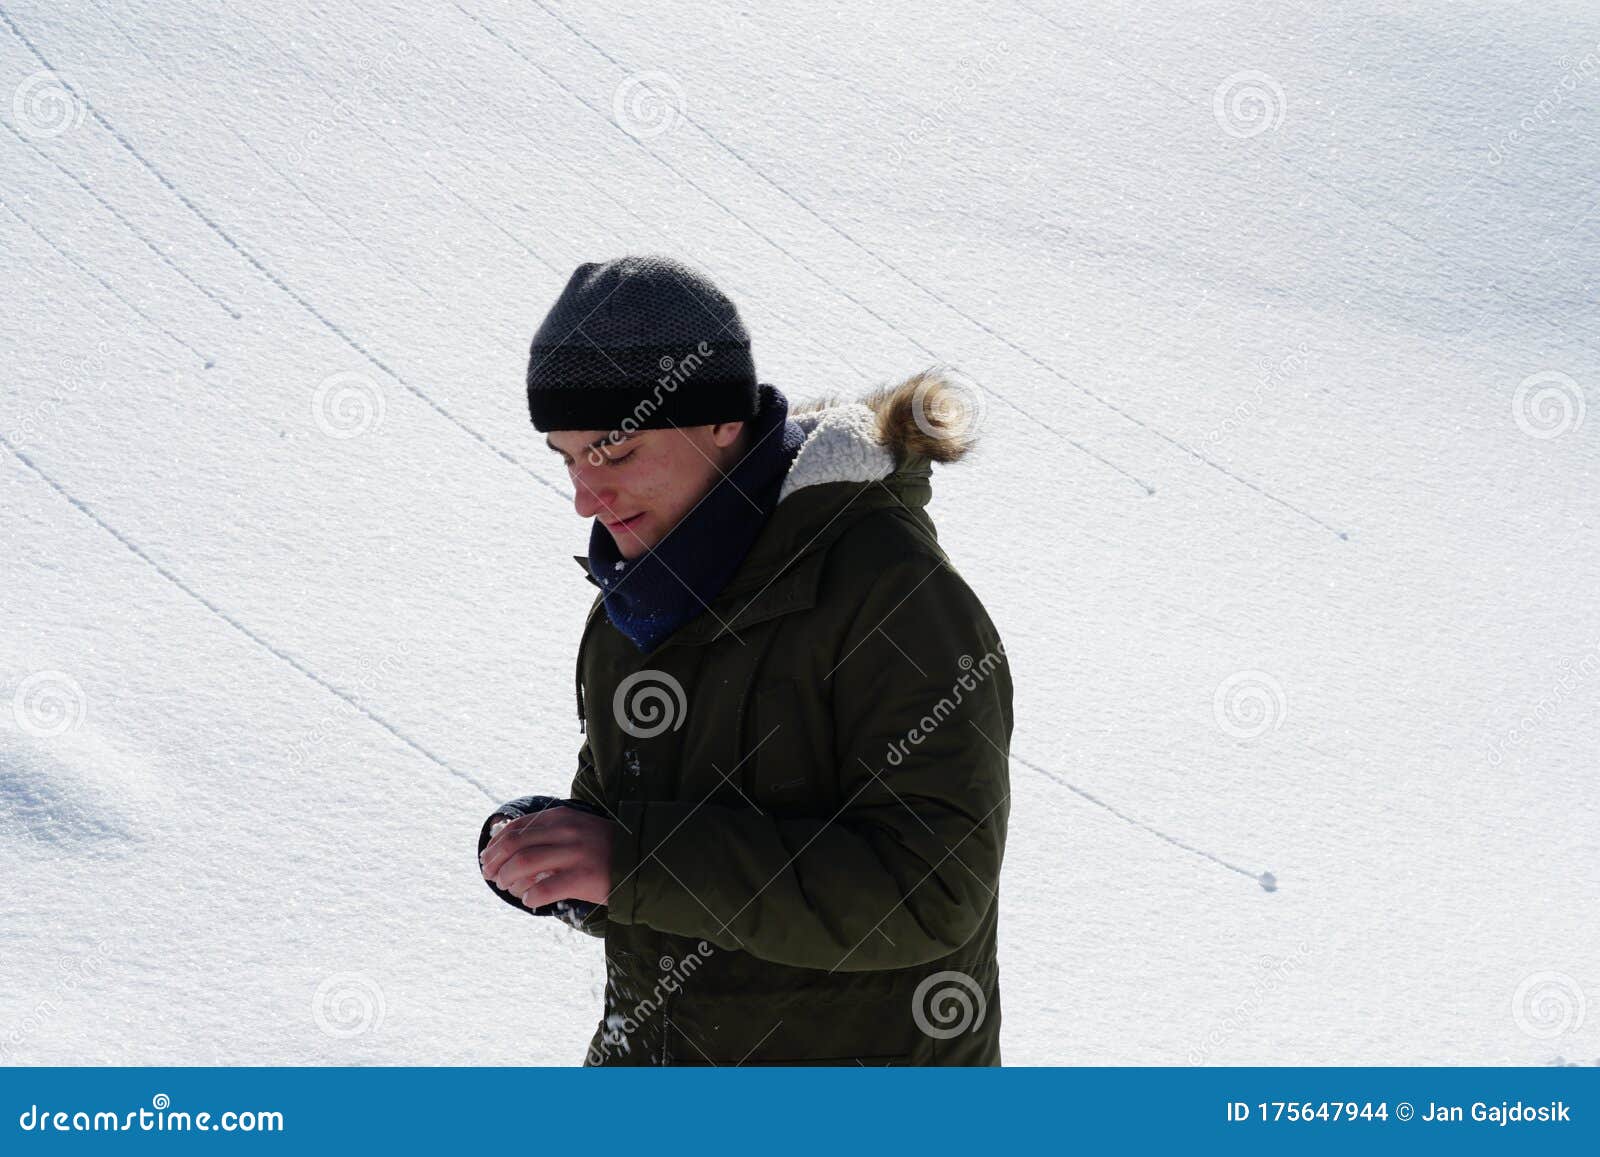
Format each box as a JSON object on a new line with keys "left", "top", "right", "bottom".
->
{"left": 747, "top": 677, "right": 830, "bottom": 807}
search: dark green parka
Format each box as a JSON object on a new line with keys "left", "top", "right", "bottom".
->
{"left": 483, "top": 370, "right": 1013, "bottom": 1065}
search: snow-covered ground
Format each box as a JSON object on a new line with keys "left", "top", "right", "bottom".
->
{"left": 2, "top": 0, "right": 1596, "bottom": 1065}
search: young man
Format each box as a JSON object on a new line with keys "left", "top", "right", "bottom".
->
{"left": 478, "top": 255, "right": 1013, "bottom": 1065}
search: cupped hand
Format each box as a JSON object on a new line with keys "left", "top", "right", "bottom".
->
{"left": 479, "top": 806, "right": 615, "bottom": 909}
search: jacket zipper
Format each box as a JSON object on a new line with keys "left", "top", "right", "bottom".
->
{"left": 574, "top": 597, "right": 605, "bottom": 732}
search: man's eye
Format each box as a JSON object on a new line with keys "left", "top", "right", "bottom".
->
{"left": 603, "top": 449, "right": 636, "bottom": 466}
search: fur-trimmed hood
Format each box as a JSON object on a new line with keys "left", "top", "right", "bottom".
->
{"left": 778, "top": 367, "right": 982, "bottom": 502}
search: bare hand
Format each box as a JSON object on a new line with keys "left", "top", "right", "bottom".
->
{"left": 479, "top": 806, "right": 615, "bottom": 909}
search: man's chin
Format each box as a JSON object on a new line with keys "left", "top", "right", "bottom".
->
{"left": 609, "top": 527, "right": 654, "bottom": 560}
{"left": 602, "top": 513, "right": 651, "bottom": 554}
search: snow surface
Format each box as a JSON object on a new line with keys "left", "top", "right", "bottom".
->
{"left": 2, "top": 0, "right": 1597, "bottom": 1065}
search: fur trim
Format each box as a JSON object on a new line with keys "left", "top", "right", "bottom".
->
{"left": 779, "top": 366, "right": 980, "bottom": 502}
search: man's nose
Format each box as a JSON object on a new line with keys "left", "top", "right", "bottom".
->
{"left": 570, "top": 469, "right": 615, "bottom": 519}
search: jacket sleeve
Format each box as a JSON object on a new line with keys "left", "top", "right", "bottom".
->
{"left": 604, "top": 548, "right": 1012, "bottom": 972}
{"left": 563, "top": 745, "right": 611, "bottom": 938}
{"left": 475, "top": 743, "right": 609, "bottom": 938}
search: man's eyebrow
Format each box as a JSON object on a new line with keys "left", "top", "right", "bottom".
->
{"left": 545, "top": 432, "right": 635, "bottom": 455}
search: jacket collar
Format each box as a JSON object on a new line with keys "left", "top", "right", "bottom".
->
{"left": 573, "top": 461, "right": 933, "bottom": 652}
{"left": 570, "top": 523, "right": 825, "bottom": 650}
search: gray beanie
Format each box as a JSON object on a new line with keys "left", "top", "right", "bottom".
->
{"left": 526, "top": 255, "right": 760, "bottom": 432}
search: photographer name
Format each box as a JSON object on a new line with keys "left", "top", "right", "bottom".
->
{"left": 1422, "top": 1100, "right": 1570, "bottom": 1125}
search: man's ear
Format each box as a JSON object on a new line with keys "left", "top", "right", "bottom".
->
{"left": 710, "top": 419, "right": 745, "bottom": 450}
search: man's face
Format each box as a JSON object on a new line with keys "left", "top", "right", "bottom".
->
{"left": 546, "top": 421, "right": 747, "bottom": 560}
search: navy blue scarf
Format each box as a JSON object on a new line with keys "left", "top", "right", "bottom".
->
{"left": 587, "top": 384, "right": 804, "bottom": 653}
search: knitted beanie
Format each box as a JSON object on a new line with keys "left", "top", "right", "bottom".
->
{"left": 526, "top": 255, "right": 760, "bottom": 432}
